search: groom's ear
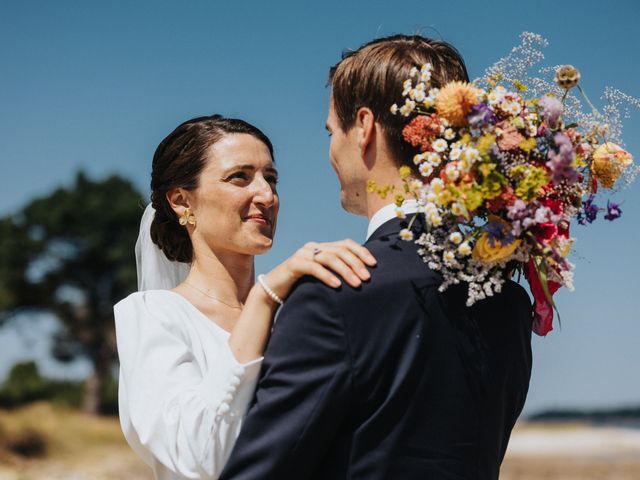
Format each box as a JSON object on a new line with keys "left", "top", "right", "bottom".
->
{"left": 355, "top": 107, "right": 375, "bottom": 157}
{"left": 166, "top": 188, "right": 191, "bottom": 216}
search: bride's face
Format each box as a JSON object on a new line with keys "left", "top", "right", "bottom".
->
{"left": 188, "top": 133, "right": 279, "bottom": 257}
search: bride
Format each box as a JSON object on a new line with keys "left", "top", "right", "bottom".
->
{"left": 114, "top": 114, "right": 376, "bottom": 479}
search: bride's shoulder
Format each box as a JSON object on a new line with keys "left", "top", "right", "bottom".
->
{"left": 114, "top": 290, "right": 187, "bottom": 325}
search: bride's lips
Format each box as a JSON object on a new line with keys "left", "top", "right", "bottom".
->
{"left": 244, "top": 214, "right": 272, "bottom": 227}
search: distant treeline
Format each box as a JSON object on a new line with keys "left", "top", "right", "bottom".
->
{"left": 0, "top": 361, "right": 118, "bottom": 415}
{"left": 529, "top": 407, "right": 640, "bottom": 423}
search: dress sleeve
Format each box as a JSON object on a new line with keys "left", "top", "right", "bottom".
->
{"left": 115, "top": 293, "right": 262, "bottom": 479}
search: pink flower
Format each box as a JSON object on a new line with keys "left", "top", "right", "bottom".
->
{"left": 496, "top": 121, "right": 525, "bottom": 151}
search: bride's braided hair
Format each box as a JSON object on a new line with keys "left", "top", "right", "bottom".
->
{"left": 149, "top": 115, "right": 274, "bottom": 263}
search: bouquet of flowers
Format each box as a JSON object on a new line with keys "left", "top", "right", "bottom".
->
{"left": 385, "top": 33, "right": 638, "bottom": 336}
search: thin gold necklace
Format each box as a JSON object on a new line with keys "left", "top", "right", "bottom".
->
{"left": 184, "top": 282, "right": 243, "bottom": 309}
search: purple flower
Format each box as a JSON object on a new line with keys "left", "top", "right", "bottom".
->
{"left": 467, "top": 103, "right": 496, "bottom": 129}
{"left": 546, "top": 133, "right": 579, "bottom": 185}
{"left": 538, "top": 95, "right": 563, "bottom": 128}
{"left": 507, "top": 199, "right": 527, "bottom": 220}
{"left": 507, "top": 199, "right": 530, "bottom": 236}
{"left": 578, "top": 195, "right": 599, "bottom": 225}
{"left": 534, "top": 206, "right": 552, "bottom": 224}
{"left": 483, "top": 219, "right": 515, "bottom": 247}
{"left": 604, "top": 201, "right": 622, "bottom": 221}
{"left": 553, "top": 132, "right": 572, "bottom": 149}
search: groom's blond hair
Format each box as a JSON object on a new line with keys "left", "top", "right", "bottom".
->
{"left": 329, "top": 35, "right": 468, "bottom": 170}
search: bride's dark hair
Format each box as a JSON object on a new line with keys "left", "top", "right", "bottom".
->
{"left": 150, "top": 114, "right": 274, "bottom": 263}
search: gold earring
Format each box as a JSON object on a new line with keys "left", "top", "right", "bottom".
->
{"left": 179, "top": 208, "right": 196, "bottom": 226}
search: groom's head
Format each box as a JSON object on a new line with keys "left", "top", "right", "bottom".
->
{"left": 327, "top": 35, "right": 468, "bottom": 216}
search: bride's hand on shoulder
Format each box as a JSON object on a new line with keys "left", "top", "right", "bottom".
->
{"left": 263, "top": 240, "right": 377, "bottom": 301}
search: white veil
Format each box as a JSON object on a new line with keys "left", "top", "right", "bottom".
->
{"left": 135, "top": 203, "right": 190, "bottom": 291}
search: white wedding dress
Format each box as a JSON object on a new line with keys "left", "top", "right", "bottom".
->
{"left": 115, "top": 205, "right": 262, "bottom": 480}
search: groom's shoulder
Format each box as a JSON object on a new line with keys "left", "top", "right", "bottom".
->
{"left": 364, "top": 229, "right": 438, "bottom": 281}
{"left": 284, "top": 234, "right": 439, "bottom": 312}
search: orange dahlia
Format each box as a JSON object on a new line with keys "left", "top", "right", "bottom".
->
{"left": 435, "top": 81, "right": 481, "bottom": 126}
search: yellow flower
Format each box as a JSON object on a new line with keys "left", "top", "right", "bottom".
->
{"left": 510, "top": 116, "right": 525, "bottom": 129}
{"left": 459, "top": 184, "right": 484, "bottom": 212}
{"left": 510, "top": 165, "right": 549, "bottom": 201}
{"left": 519, "top": 137, "right": 537, "bottom": 153}
{"left": 478, "top": 162, "right": 496, "bottom": 177}
{"left": 459, "top": 133, "right": 472, "bottom": 145}
{"left": 435, "top": 81, "right": 481, "bottom": 126}
{"left": 487, "top": 73, "right": 504, "bottom": 86}
{"left": 437, "top": 190, "right": 453, "bottom": 206}
{"left": 399, "top": 165, "right": 412, "bottom": 179}
{"left": 591, "top": 142, "right": 633, "bottom": 189}
{"left": 477, "top": 134, "right": 496, "bottom": 156}
{"left": 430, "top": 178, "right": 445, "bottom": 193}
{"left": 472, "top": 231, "right": 521, "bottom": 263}
{"left": 512, "top": 80, "right": 528, "bottom": 92}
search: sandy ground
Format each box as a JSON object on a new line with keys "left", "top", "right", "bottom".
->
{"left": 1, "top": 404, "right": 639, "bottom": 479}
{"left": 501, "top": 422, "right": 640, "bottom": 480}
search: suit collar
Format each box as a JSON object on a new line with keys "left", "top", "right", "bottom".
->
{"left": 366, "top": 200, "right": 419, "bottom": 241}
{"left": 366, "top": 217, "right": 408, "bottom": 243}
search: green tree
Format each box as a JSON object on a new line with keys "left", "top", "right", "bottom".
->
{"left": 0, "top": 172, "right": 142, "bottom": 414}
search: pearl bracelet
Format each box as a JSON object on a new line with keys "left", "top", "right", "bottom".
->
{"left": 257, "top": 274, "right": 284, "bottom": 305}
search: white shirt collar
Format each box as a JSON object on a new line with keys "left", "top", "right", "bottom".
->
{"left": 366, "top": 199, "right": 419, "bottom": 241}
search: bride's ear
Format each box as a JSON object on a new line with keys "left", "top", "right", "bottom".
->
{"left": 166, "top": 188, "right": 191, "bottom": 217}
{"left": 355, "top": 107, "right": 375, "bottom": 157}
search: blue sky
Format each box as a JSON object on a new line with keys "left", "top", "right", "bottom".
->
{"left": 1, "top": 0, "right": 639, "bottom": 415}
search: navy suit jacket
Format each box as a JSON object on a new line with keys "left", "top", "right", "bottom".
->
{"left": 220, "top": 217, "right": 533, "bottom": 480}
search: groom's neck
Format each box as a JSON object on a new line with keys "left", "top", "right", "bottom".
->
{"left": 364, "top": 175, "right": 408, "bottom": 220}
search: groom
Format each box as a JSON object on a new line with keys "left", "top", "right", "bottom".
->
{"left": 220, "top": 35, "right": 533, "bottom": 480}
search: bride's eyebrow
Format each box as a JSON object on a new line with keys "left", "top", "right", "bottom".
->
{"left": 222, "top": 164, "right": 255, "bottom": 174}
{"left": 222, "top": 165, "right": 278, "bottom": 176}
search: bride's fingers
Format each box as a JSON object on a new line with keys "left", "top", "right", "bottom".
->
{"left": 305, "top": 261, "right": 341, "bottom": 288}
{"left": 314, "top": 251, "right": 363, "bottom": 288}
{"left": 337, "top": 239, "right": 377, "bottom": 266}
{"left": 329, "top": 247, "right": 370, "bottom": 281}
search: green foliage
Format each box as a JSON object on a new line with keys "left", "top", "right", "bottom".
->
{"left": 0, "top": 361, "right": 45, "bottom": 406}
{"left": 0, "top": 218, "right": 41, "bottom": 314}
{"left": 0, "top": 361, "right": 83, "bottom": 409}
{"left": 0, "top": 171, "right": 143, "bottom": 413}
{"left": 0, "top": 361, "right": 118, "bottom": 412}
{"left": 98, "top": 374, "right": 119, "bottom": 415}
